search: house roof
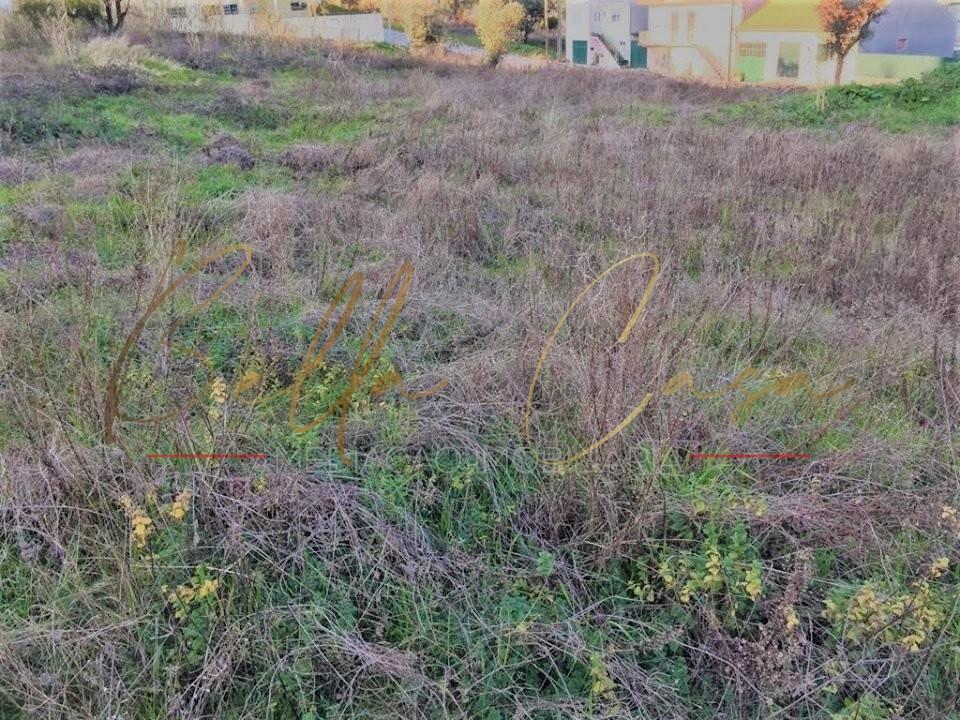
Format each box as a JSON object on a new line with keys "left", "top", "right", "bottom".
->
{"left": 738, "top": 0, "right": 822, "bottom": 32}
{"left": 643, "top": 0, "right": 745, "bottom": 5}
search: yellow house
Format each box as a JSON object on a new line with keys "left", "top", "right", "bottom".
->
{"left": 735, "top": 0, "right": 855, "bottom": 83}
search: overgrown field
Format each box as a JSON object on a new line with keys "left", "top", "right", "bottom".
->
{"left": 1, "top": 24, "right": 960, "bottom": 720}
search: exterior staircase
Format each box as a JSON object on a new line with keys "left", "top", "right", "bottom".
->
{"left": 588, "top": 35, "right": 624, "bottom": 69}
{"left": 654, "top": 38, "right": 730, "bottom": 81}
{"left": 695, "top": 44, "right": 728, "bottom": 81}
{"left": 597, "top": 34, "right": 629, "bottom": 67}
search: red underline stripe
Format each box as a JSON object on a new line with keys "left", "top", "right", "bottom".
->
{"left": 145, "top": 453, "right": 269, "bottom": 460}
{"left": 691, "top": 452, "right": 811, "bottom": 460}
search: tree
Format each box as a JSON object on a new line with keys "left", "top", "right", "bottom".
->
{"left": 101, "top": 0, "right": 128, "bottom": 32}
{"left": 18, "top": 0, "right": 101, "bottom": 28}
{"left": 817, "top": 0, "right": 888, "bottom": 84}
{"left": 518, "top": 0, "right": 542, "bottom": 43}
{"left": 393, "top": 0, "right": 443, "bottom": 47}
{"left": 473, "top": 0, "right": 525, "bottom": 64}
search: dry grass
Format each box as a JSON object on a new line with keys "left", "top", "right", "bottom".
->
{"left": 0, "top": 25, "right": 958, "bottom": 720}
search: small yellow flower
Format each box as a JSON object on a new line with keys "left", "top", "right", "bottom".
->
{"left": 119, "top": 494, "right": 134, "bottom": 514}
{"left": 742, "top": 564, "right": 763, "bottom": 602}
{"left": 196, "top": 579, "right": 219, "bottom": 599}
{"left": 941, "top": 505, "right": 956, "bottom": 522}
{"left": 167, "top": 584, "right": 195, "bottom": 620}
{"left": 901, "top": 632, "right": 924, "bottom": 653}
{"left": 208, "top": 375, "right": 227, "bottom": 419}
{"left": 589, "top": 653, "right": 616, "bottom": 698}
{"left": 929, "top": 557, "right": 950, "bottom": 579}
{"left": 704, "top": 547, "right": 723, "bottom": 592}
{"left": 658, "top": 559, "right": 676, "bottom": 589}
{"left": 210, "top": 376, "right": 227, "bottom": 404}
{"left": 167, "top": 584, "right": 195, "bottom": 605}
{"left": 167, "top": 488, "right": 192, "bottom": 522}
{"left": 130, "top": 510, "right": 152, "bottom": 549}
{"left": 784, "top": 606, "right": 800, "bottom": 631}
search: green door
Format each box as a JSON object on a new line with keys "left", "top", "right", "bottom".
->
{"left": 572, "top": 40, "right": 588, "bottom": 65}
{"left": 737, "top": 42, "right": 766, "bottom": 82}
{"left": 629, "top": 42, "right": 647, "bottom": 69}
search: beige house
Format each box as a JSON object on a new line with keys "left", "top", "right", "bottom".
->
{"left": 644, "top": 0, "right": 744, "bottom": 82}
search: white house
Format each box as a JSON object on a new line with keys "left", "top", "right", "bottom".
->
{"left": 566, "top": 0, "right": 650, "bottom": 68}
{"left": 565, "top": 0, "right": 744, "bottom": 81}
{"left": 156, "top": 0, "right": 385, "bottom": 43}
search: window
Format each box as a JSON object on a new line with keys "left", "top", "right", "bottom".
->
{"left": 247, "top": 2, "right": 259, "bottom": 12}
{"left": 896, "top": 36, "right": 908, "bottom": 52}
{"left": 167, "top": 6, "right": 187, "bottom": 17}
{"left": 817, "top": 44, "right": 830, "bottom": 62}
{"left": 611, "top": 13, "right": 620, "bottom": 22}
{"left": 777, "top": 41, "right": 800, "bottom": 78}
{"left": 290, "top": 1, "right": 308, "bottom": 10}
{"left": 223, "top": 3, "right": 239, "bottom": 14}
{"left": 738, "top": 42, "right": 766, "bottom": 58}
{"left": 670, "top": 11, "right": 679, "bottom": 41}
{"left": 594, "top": 11, "right": 600, "bottom": 22}
{"left": 686, "top": 11, "right": 695, "bottom": 41}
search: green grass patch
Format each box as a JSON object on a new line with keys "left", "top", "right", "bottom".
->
{"left": 181, "top": 163, "right": 292, "bottom": 203}
{"left": 363, "top": 41, "right": 407, "bottom": 55}
{"left": 623, "top": 102, "right": 678, "bottom": 126}
{"left": 250, "top": 109, "right": 378, "bottom": 151}
{"left": 139, "top": 57, "right": 208, "bottom": 85}
{"left": 444, "top": 28, "right": 550, "bottom": 57}
{"left": 713, "top": 63, "right": 960, "bottom": 132}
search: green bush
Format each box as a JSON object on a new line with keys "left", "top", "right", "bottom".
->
{"left": 717, "top": 61, "right": 960, "bottom": 131}
{"left": 827, "top": 63, "right": 960, "bottom": 110}
{"left": 17, "top": 0, "right": 102, "bottom": 29}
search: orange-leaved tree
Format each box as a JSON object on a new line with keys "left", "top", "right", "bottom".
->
{"left": 102, "top": 0, "right": 129, "bottom": 32}
{"left": 817, "top": 0, "right": 888, "bottom": 84}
